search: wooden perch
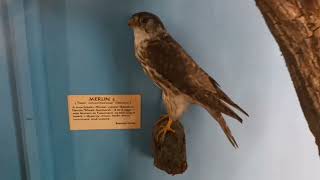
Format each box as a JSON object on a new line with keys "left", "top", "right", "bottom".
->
{"left": 255, "top": 0, "right": 320, "bottom": 154}
{"left": 152, "top": 116, "right": 187, "bottom": 175}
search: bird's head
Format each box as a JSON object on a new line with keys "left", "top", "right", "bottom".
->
{"left": 128, "top": 12, "right": 166, "bottom": 35}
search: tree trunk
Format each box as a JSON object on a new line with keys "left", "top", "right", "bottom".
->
{"left": 255, "top": 0, "right": 320, "bottom": 154}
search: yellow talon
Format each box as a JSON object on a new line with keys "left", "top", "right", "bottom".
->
{"left": 156, "top": 118, "right": 175, "bottom": 142}
{"left": 156, "top": 114, "right": 169, "bottom": 125}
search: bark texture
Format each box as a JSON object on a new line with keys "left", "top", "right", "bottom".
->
{"left": 152, "top": 116, "right": 187, "bottom": 175}
{"left": 255, "top": 0, "right": 320, "bottom": 154}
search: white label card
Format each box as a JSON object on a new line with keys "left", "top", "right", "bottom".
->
{"left": 68, "top": 95, "right": 141, "bottom": 130}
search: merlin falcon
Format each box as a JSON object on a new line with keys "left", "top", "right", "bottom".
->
{"left": 128, "top": 12, "right": 248, "bottom": 147}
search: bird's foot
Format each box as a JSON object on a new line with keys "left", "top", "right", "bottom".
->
{"left": 156, "top": 118, "right": 175, "bottom": 143}
{"left": 156, "top": 114, "right": 169, "bottom": 125}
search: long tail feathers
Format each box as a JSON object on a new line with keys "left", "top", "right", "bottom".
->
{"left": 199, "top": 90, "right": 246, "bottom": 123}
{"left": 209, "top": 76, "right": 249, "bottom": 116}
{"left": 196, "top": 89, "right": 248, "bottom": 148}
{"left": 209, "top": 110, "right": 239, "bottom": 148}
{"left": 215, "top": 99, "right": 243, "bottom": 123}
{"left": 216, "top": 88, "right": 249, "bottom": 117}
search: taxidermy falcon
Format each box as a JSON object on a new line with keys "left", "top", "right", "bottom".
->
{"left": 128, "top": 12, "right": 248, "bottom": 147}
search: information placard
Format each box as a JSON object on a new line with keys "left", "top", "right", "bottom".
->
{"left": 68, "top": 95, "right": 141, "bottom": 130}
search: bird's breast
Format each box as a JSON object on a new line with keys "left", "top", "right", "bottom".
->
{"left": 135, "top": 49, "right": 167, "bottom": 90}
{"left": 134, "top": 39, "right": 173, "bottom": 91}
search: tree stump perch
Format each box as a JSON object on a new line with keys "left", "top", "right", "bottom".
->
{"left": 152, "top": 116, "right": 187, "bottom": 175}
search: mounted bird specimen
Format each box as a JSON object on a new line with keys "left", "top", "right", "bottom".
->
{"left": 128, "top": 12, "right": 248, "bottom": 147}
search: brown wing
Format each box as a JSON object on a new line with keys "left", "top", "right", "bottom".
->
{"left": 143, "top": 34, "right": 248, "bottom": 147}
{"left": 144, "top": 34, "right": 247, "bottom": 116}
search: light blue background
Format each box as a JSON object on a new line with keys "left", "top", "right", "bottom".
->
{"left": 0, "top": 2, "right": 24, "bottom": 178}
{"left": 1, "top": 0, "right": 320, "bottom": 179}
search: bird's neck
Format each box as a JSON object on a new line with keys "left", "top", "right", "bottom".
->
{"left": 133, "top": 29, "right": 150, "bottom": 46}
{"left": 133, "top": 29, "right": 165, "bottom": 47}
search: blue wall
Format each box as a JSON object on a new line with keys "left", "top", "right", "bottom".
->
{"left": 0, "top": 48, "right": 23, "bottom": 180}
{"left": 2, "top": 0, "right": 320, "bottom": 180}
{"left": 0, "top": 2, "right": 24, "bottom": 179}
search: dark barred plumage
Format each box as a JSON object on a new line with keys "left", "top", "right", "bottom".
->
{"left": 129, "top": 12, "right": 248, "bottom": 147}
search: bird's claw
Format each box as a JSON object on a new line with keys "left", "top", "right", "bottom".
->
{"left": 156, "top": 119, "right": 175, "bottom": 143}
{"left": 156, "top": 114, "right": 169, "bottom": 125}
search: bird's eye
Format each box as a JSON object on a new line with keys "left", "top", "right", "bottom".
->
{"left": 141, "top": 18, "right": 148, "bottom": 24}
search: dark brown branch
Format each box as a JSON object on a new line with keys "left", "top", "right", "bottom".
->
{"left": 256, "top": 0, "right": 320, "bottom": 154}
